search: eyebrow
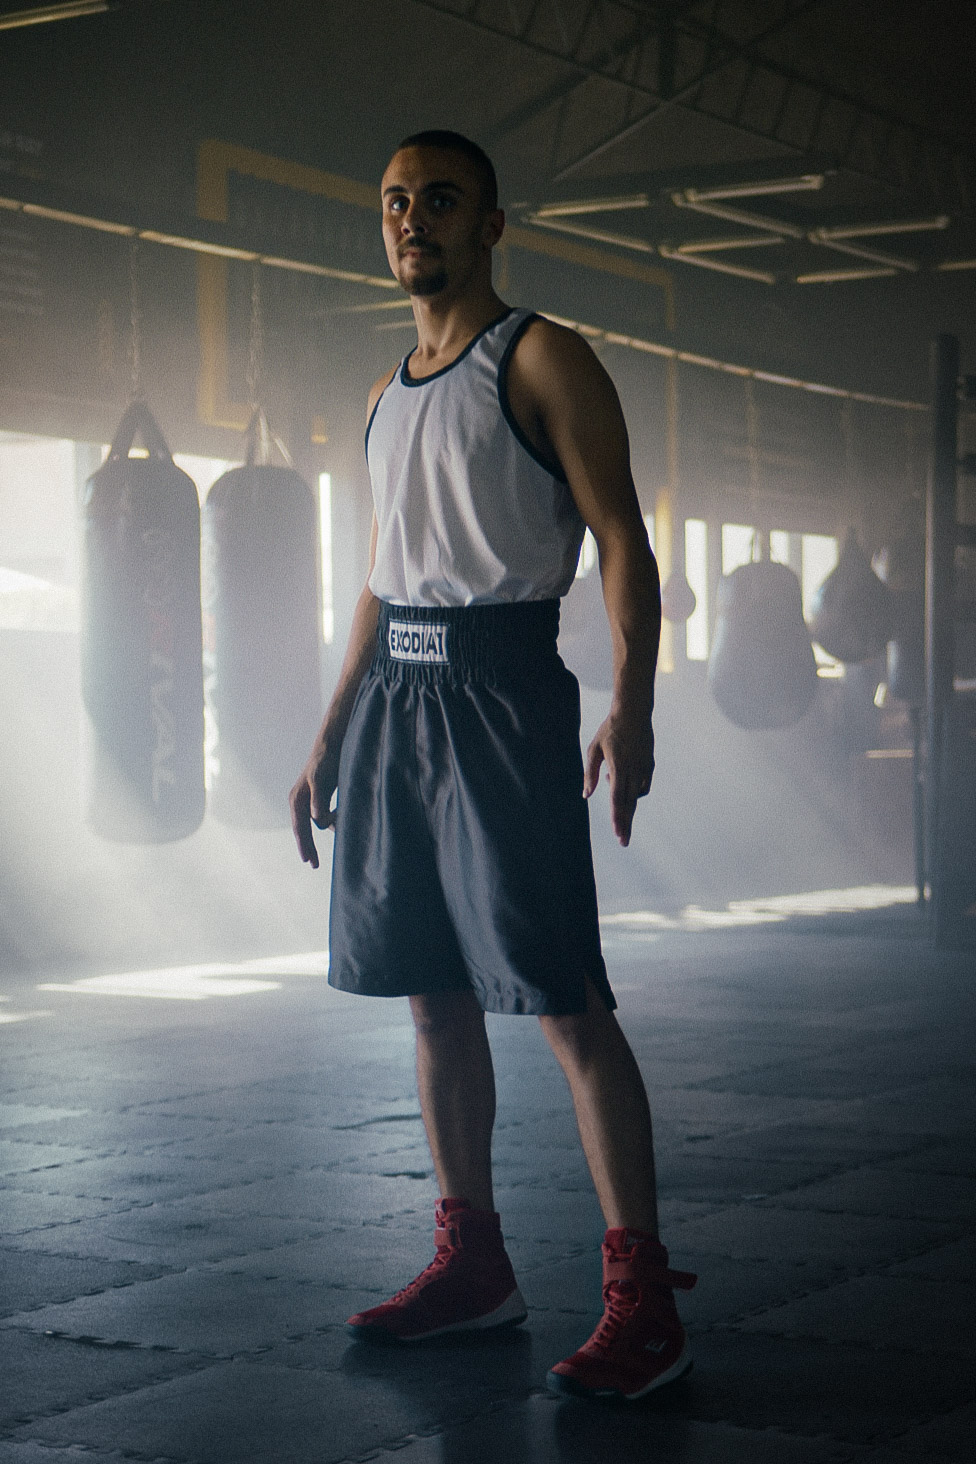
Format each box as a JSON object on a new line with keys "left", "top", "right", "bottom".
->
{"left": 382, "top": 180, "right": 465, "bottom": 198}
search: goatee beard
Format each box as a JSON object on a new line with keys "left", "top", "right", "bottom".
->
{"left": 406, "top": 269, "right": 449, "bottom": 296}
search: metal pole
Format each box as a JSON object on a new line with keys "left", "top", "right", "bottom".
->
{"left": 924, "top": 333, "right": 959, "bottom": 903}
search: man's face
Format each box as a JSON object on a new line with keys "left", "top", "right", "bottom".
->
{"left": 380, "top": 146, "right": 502, "bottom": 298}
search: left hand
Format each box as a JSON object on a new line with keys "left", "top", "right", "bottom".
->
{"left": 583, "top": 710, "right": 655, "bottom": 847}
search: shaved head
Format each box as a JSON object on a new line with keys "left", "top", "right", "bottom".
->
{"left": 395, "top": 130, "right": 498, "bottom": 211}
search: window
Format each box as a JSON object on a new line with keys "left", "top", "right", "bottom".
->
{"left": 684, "top": 518, "right": 708, "bottom": 661}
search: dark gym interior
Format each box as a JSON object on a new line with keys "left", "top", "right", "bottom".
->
{"left": 1, "top": 2, "right": 974, "bottom": 1460}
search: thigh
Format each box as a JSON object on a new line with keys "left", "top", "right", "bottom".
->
{"left": 418, "top": 665, "right": 614, "bottom": 1015}
{"left": 328, "top": 673, "right": 471, "bottom": 999}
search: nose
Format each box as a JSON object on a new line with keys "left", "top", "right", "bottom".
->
{"left": 400, "top": 198, "right": 428, "bottom": 235}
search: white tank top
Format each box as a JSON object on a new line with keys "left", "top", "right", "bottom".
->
{"left": 366, "top": 308, "right": 586, "bottom": 607}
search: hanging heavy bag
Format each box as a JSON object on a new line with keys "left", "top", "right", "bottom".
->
{"left": 808, "top": 527, "right": 892, "bottom": 664}
{"left": 878, "top": 507, "right": 925, "bottom": 705}
{"left": 661, "top": 569, "right": 696, "bottom": 623}
{"left": 558, "top": 560, "right": 614, "bottom": 692}
{"left": 708, "top": 556, "right": 818, "bottom": 729}
{"left": 202, "top": 414, "right": 321, "bottom": 829}
{"left": 80, "top": 401, "right": 205, "bottom": 842}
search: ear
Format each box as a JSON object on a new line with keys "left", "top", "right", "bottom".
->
{"left": 483, "top": 208, "right": 505, "bottom": 250}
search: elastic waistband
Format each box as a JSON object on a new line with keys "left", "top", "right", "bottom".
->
{"left": 374, "top": 600, "right": 561, "bottom": 682}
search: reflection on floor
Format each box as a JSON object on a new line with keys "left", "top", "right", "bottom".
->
{"left": 1, "top": 896, "right": 974, "bottom": 1464}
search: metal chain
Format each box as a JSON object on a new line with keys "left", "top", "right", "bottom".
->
{"left": 246, "top": 260, "right": 263, "bottom": 411}
{"left": 743, "top": 377, "right": 766, "bottom": 559}
{"left": 129, "top": 235, "right": 144, "bottom": 401}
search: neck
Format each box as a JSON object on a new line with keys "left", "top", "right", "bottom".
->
{"left": 409, "top": 283, "right": 507, "bottom": 366}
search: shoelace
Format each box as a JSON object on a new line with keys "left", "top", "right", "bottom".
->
{"left": 388, "top": 1244, "right": 453, "bottom": 1303}
{"left": 590, "top": 1281, "right": 640, "bottom": 1352}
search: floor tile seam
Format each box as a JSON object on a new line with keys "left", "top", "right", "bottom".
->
{"left": 752, "top": 1194, "right": 975, "bottom": 1224}
{"left": 712, "top": 1319, "right": 972, "bottom": 1358}
{"left": 1, "top": 1321, "right": 280, "bottom": 1363}
{"left": 8, "top": 1172, "right": 312, "bottom": 1202}
{"left": 4, "top": 1208, "right": 157, "bottom": 1241}
{"left": 8, "top": 1424, "right": 198, "bottom": 1464}
{"left": 0, "top": 1266, "right": 198, "bottom": 1319}
{"left": 660, "top": 1226, "right": 968, "bottom": 1269}
{"left": 1, "top": 1354, "right": 219, "bottom": 1442}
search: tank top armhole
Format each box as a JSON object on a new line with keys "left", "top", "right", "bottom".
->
{"left": 497, "top": 313, "right": 569, "bottom": 484}
{"left": 364, "top": 367, "right": 402, "bottom": 460}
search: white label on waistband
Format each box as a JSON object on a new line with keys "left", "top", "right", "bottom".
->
{"left": 388, "top": 620, "right": 450, "bottom": 664}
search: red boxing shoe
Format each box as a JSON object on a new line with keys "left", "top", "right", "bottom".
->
{"left": 547, "top": 1228, "right": 697, "bottom": 1400}
{"left": 346, "top": 1198, "right": 527, "bottom": 1342}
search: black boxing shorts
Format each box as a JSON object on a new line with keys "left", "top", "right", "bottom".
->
{"left": 327, "top": 599, "right": 614, "bottom": 1015}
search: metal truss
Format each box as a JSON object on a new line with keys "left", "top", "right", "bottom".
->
{"left": 405, "top": 0, "right": 972, "bottom": 207}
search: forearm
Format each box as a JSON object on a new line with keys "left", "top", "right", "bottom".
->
{"left": 598, "top": 529, "right": 661, "bottom": 719}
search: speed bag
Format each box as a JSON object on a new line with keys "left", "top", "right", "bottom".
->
{"left": 80, "top": 402, "right": 205, "bottom": 842}
{"left": 708, "top": 560, "right": 818, "bottom": 729}
{"left": 808, "top": 528, "right": 891, "bottom": 664}
{"left": 202, "top": 464, "right": 321, "bottom": 829}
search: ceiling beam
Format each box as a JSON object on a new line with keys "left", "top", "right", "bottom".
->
{"left": 406, "top": 0, "right": 972, "bottom": 205}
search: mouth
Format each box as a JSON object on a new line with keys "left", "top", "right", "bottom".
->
{"left": 399, "top": 243, "right": 440, "bottom": 260}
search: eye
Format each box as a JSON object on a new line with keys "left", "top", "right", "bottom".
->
{"left": 429, "top": 193, "right": 457, "bottom": 211}
{"left": 387, "top": 196, "right": 407, "bottom": 213}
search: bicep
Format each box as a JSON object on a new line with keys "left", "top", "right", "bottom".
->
{"left": 532, "top": 331, "right": 644, "bottom": 541}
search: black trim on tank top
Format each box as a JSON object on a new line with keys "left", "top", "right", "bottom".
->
{"left": 364, "top": 371, "right": 398, "bottom": 459}
{"left": 400, "top": 308, "right": 514, "bottom": 386}
{"left": 497, "top": 312, "right": 569, "bottom": 484}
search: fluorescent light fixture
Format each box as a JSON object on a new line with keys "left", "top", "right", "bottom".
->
{"left": 938, "top": 258, "right": 976, "bottom": 272}
{"left": 318, "top": 472, "right": 334, "bottom": 643}
{"left": 818, "top": 216, "right": 950, "bottom": 238}
{"left": 808, "top": 230, "right": 917, "bottom": 270}
{"left": 533, "top": 194, "right": 651, "bottom": 219}
{"left": 676, "top": 234, "right": 785, "bottom": 252}
{"left": 672, "top": 193, "right": 805, "bottom": 239}
{"left": 527, "top": 215, "right": 657, "bottom": 255}
{"left": 21, "top": 203, "right": 133, "bottom": 235}
{"left": 688, "top": 175, "right": 825, "bottom": 200}
{"left": 796, "top": 266, "right": 899, "bottom": 284}
{"left": 0, "top": 1, "right": 109, "bottom": 29}
{"left": 658, "top": 244, "right": 776, "bottom": 284}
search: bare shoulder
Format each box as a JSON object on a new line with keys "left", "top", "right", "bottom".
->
{"left": 512, "top": 315, "right": 617, "bottom": 397}
{"left": 366, "top": 364, "right": 399, "bottom": 423}
{"left": 515, "top": 315, "right": 601, "bottom": 370}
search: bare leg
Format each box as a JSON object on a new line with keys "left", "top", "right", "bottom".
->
{"left": 539, "top": 980, "right": 659, "bottom": 1235}
{"left": 410, "top": 989, "right": 496, "bottom": 1211}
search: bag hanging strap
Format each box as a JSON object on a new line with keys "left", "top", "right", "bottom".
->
{"left": 105, "top": 399, "right": 174, "bottom": 464}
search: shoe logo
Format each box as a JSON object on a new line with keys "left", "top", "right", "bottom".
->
{"left": 645, "top": 1339, "right": 668, "bottom": 1354}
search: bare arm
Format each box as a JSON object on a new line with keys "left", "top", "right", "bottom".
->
{"left": 507, "top": 320, "right": 661, "bottom": 846}
{"left": 289, "top": 509, "right": 381, "bottom": 867}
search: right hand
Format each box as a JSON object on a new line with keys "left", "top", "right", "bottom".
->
{"left": 289, "top": 741, "right": 341, "bottom": 870}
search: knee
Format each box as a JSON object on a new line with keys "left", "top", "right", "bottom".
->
{"left": 411, "top": 991, "right": 486, "bottom": 1044}
{"left": 540, "top": 1008, "right": 615, "bottom": 1070}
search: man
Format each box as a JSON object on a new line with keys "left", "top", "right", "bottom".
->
{"left": 290, "top": 129, "right": 696, "bottom": 1402}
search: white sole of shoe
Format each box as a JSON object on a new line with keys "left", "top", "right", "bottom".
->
{"left": 347, "top": 1285, "right": 528, "bottom": 1344}
{"left": 546, "top": 1336, "right": 694, "bottom": 1401}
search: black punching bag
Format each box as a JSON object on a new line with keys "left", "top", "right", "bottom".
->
{"left": 708, "top": 558, "right": 818, "bottom": 729}
{"left": 808, "top": 527, "right": 892, "bottom": 664}
{"left": 559, "top": 560, "right": 614, "bottom": 692}
{"left": 202, "top": 431, "right": 321, "bottom": 828}
{"left": 80, "top": 402, "right": 205, "bottom": 842}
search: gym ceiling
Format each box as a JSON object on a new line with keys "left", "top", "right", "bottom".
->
{"left": 0, "top": 0, "right": 973, "bottom": 459}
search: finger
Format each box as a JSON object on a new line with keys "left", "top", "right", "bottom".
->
{"left": 290, "top": 781, "right": 320, "bottom": 869}
{"left": 583, "top": 737, "right": 605, "bottom": 799}
{"left": 611, "top": 785, "right": 638, "bottom": 847}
